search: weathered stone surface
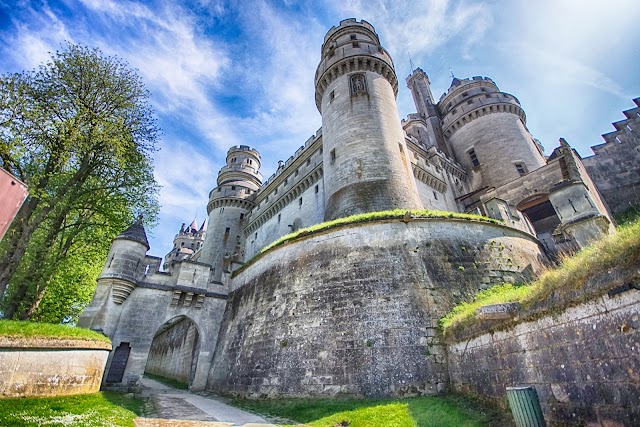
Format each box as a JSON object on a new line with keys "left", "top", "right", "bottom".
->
{"left": 0, "top": 338, "right": 110, "bottom": 398}
{"left": 146, "top": 317, "right": 200, "bottom": 385}
{"left": 447, "top": 288, "right": 640, "bottom": 426}
{"left": 208, "top": 218, "right": 545, "bottom": 398}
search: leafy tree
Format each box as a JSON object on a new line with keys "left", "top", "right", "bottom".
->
{"left": 0, "top": 44, "right": 159, "bottom": 321}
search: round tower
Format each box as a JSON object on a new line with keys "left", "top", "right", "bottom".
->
{"left": 99, "top": 216, "right": 149, "bottom": 304}
{"left": 163, "top": 219, "right": 206, "bottom": 272}
{"left": 438, "top": 76, "right": 546, "bottom": 190}
{"left": 199, "top": 145, "right": 262, "bottom": 282}
{"left": 314, "top": 19, "right": 422, "bottom": 221}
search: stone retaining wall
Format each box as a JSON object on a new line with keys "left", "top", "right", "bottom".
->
{"left": 446, "top": 286, "right": 639, "bottom": 425}
{"left": 0, "top": 337, "right": 111, "bottom": 398}
{"left": 208, "top": 218, "right": 546, "bottom": 398}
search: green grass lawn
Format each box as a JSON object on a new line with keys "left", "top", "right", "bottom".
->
{"left": 0, "top": 392, "right": 144, "bottom": 427}
{"left": 232, "top": 395, "right": 510, "bottom": 427}
{"left": 441, "top": 216, "right": 640, "bottom": 334}
{"left": 0, "top": 319, "right": 111, "bottom": 344}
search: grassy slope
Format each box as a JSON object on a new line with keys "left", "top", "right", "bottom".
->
{"left": 0, "top": 392, "right": 143, "bottom": 427}
{"left": 441, "top": 217, "right": 640, "bottom": 334}
{"left": 232, "top": 395, "right": 509, "bottom": 427}
{"left": 0, "top": 320, "right": 110, "bottom": 344}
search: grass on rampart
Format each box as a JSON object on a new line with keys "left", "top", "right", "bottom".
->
{"left": 234, "top": 209, "right": 500, "bottom": 277}
{"left": 0, "top": 391, "right": 144, "bottom": 427}
{"left": 441, "top": 217, "right": 640, "bottom": 335}
{"left": 232, "top": 394, "right": 509, "bottom": 427}
{"left": 0, "top": 320, "right": 111, "bottom": 344}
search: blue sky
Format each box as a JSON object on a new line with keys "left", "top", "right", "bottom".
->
{"left": 2, "top": 0, "right": 639, "bottom": 260}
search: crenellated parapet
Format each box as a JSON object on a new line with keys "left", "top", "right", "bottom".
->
{"left": 314, "top": 19, "right": 397, "bottom": 111}
{"left": 438, "top": 77, "right": 526, "bottom": 139}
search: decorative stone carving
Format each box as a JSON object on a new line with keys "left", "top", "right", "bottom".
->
{"left": 350, "top": 73, "right": 367, "bottom": 96}
{"left": 111, "top": 279, "right": 136, "bottom": 304}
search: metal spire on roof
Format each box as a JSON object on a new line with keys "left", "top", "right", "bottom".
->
{"left": 408, "top": 51, "right": 415, "bottom": 73}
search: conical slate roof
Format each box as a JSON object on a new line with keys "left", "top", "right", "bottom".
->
{"left": 114, "top": 216, "right": 150, "bottom": 250}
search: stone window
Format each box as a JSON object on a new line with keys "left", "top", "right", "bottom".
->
{"left": 352, "top": 41, "right": 359, "bottom": 48}
{"left": 299, "top": 197, "right": 303, "bottom": 206}
{"left": 278, "top": 213, "right": 281, "bottom": 223}
{"left": 225, "top": 227, "right": 230, "bottom": 235}
{"left": 315, "top": 185, "right": 319, "bottom": 193}
{"left": 350, "top": 34, "right": 357, "bottom": 40}
{"left": 433, "top": 191, "right": 438, "bottom": 200}
{"left": 231, "top": 157, "right": 236, "bottom": 163}
{"left": 398, "top": 143, "right": 404, "bottom": 154}
{"left": 265, "top": 196, "right": 268, "bottom": 202}
{"left": 240, "top": 213, "right": 244, "bottom": 220}
{"left": 295, "top": 169, "right": 299, "bottom": 176}
{"left": 284, "top": 178, "right": 288, "bottom": 186}
{"left": 515, "top": 162, "right": 527, "bottom": 176}
{"left": 330, "top": 90, "right": 335, "bottom": 101}
{"left": 231, "top": 186, "right": 236, "bottom": 190}
{"left": 462, "top": 92, "right": 468, "bottom": 97}
{"left": 307, "top": 158, "right": 311, "bottom": 166}
{"left": 468, "top": 149, "right": 480, "bottom": 167}
{"left": 330, "top": 149, "right": 336, "bottom": 163}
{"left": 467, "top": 100, "right": 473, "bottom": 105}
{"left": 247, "top": 159, "right": 252, "bottom": 165}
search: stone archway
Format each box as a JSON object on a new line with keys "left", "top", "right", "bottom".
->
{"left": 144, "top": 316, "right": 201, "bottom": 388}
{"left": 518, "top": 195, "right": 561, "bottom": 255}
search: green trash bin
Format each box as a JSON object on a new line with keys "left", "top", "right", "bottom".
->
{"left": 506, "top": 386, "right": 546, "bottom": 427}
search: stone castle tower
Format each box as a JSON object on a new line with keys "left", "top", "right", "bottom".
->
{"left": 199, "top": 145, "right": 262, "bottom": 282}
{"left": 163, "top": 219, "right": 206, "bottom": 273}
{"left": 315, "top": 19, "right": 422, "bottom": 220}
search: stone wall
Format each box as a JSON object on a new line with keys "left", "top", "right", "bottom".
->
{"left": 208, "top": 218, "right": 546, "bottom": 398}
{"left": 583, "top": 130, "right": 640, "bottom": 216}
{"left": 145, "top": 317, "right": 199, "bottom": 384}
{"left": 0, "top": 338, "right": 111, "bottom": 398}
{"left": 446, "top": 283, "right": 639, "bottom": 425}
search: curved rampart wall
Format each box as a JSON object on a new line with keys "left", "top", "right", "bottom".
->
{"left": 207, "top": 218, "right": 547, "bottom": 398}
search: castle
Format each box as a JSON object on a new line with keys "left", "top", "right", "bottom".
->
{"left": 79, "top": 19, "right": 638, "bottom": 398}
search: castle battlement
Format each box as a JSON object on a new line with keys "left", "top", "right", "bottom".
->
{"left": 438, "top": 75, "right": 497, "bottom": 103}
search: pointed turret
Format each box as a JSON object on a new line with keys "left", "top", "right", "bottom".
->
{"left": 113, "top": 215, "right": 149, "bottom": 250}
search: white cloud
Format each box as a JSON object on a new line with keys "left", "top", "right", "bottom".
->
{"left": 332, "top": 0, "right": 492, "bottom": 59}
{"left": 77, "top": 0, "right": 239, "bottom": 152}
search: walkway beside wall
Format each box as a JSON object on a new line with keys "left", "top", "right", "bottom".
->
{"left": 136, "top": 376, "right": 276, "bottom": 427}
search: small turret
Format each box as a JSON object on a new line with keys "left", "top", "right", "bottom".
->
{"left": 99, "top": 216, "right": 149, "bottom": 304}
{"left": 163, "top": 217, "right": 207, "bottom": 272}
{"left": 406, "top": 68, "right": 449, "bottom": 154}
